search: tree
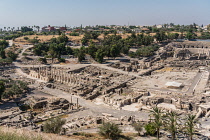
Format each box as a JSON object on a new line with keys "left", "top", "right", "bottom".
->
{"left": 10, "top": 84, "right": 22, "bottom": 96}
{"left": 135, "top": 45, "right": 159, "bottom": 57}
{"left": 48, "top": 44, "right": 58, "bottom": 63}
{"left": 36, "top": 26, "right": 40, "bottom": 32}
{"left": 150, "top": 107, "right": 163, "bottom": 139}
{"left": 0, "top": 47, "right": 6, "bottom": 59}
{"left": 207, "top": 25, "right": 210, "bottom": 31}
{"left": 56, "top": 34, "right": 69, "bottom": 43}
{"left": 7, "top": 51, "right": 18, "bottom": 61}
{"left": 21, "top": 26, "right": 33, "bottom": 32}
{"left": 65, "top": 46, "right": 73, "bottom": 55}
{"left": 164, "top": 111, "right": 179, "bottom": 140}
{"left": 110, "top": 45, "right": 120, "bottom": 59}
{"left": 17, "top": 81, "right": 28, "bottom": 91}
{"left": 87, "top": 44, "right": 97, "bottom": 58}
{"left": 0, "top": 81, "right": 5, "bottom": 101}
{"left": 95, "top": 49, "right": 105, "bottom": 63}
{"left": 186, "top": 32, "right": 196, "bottom": 40}
{"left": 132, "top": 122, "right": 143, "bottom": 136}
{"left": 81, "top": 32, "right": 99, "bottom": 45}
{"left": 74, "top": 47, "right": 85, "bottom": 63}
{"left": 98, "top": 122, "right": 122, "bottom": 140}
{"left": 33, "top": 43, "right": 48, "bottom": 56}
{"left": 184, "top": 114, "right": 199, "bottom": 140}
{"left": 0, "top": 40, "right": 9, "bottom": 48}
{"left": 43, "top": 117, "right": 66, "bottom": 134}
{"left": 38, "top": 57, "right": 47, "bottom": 64}
{"left": 155, "top": 31, "right": 167, "bottom": 42}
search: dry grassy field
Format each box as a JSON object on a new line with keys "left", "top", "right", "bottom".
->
{"left": 0, "top": 126, "right": 146, "bottom": 140}
{"left": 13, "top": 31, "right": 201, "bottom": 45}
{"left": 14, "top": 35, "right": 84, "bottom": 45}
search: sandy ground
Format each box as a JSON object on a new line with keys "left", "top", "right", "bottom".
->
{"left": 133, "top": 70, "right": 197, "bottom": 92}
{"left": 122, "top": 103, "right": 140, "bottom": 111}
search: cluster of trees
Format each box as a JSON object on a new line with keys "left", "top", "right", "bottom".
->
{"left": 81, "top": 32, "right": 100, "bottom": 45}
{"left": 0, "top": 40, "right": 17, "bottom": 66}
{"left": 0, "top": 31, "right": 35, "bottom": 40}
{"left": 21, "top": 26, "right": 33, "bottom": 33}
{"left": 33, "top": 34, "right": 72, "bottom": 63}
{"left": 75, "top": 33, "right": 156, "bottom": 63}
{"left": 69, "top": 32, "right": 79, "bottom": 36}
{"left": 97, "top": 107, "right": 199, "bottom": 140}
{"left": 0, "top": 25, "right": 40, "bottom": 32}
{"left": 134, "top": 107, "right": 199, "bottom": 140}
{"left": 0, "top": 40, "right": 9, "bottom": 60}
{"left": 154, "top": 30, "right": 180, "bottom": 42}
{"left": 134, "top": 45, "right": 159, "bottom": 57}
{"left": 149, "top": 23, "right": 199, "bottom": 33}
{"left": 75, "top": 34, "right": 131, "bottom": 63}
{"left": 124, "top": 33, "right": 154, "bottom": 46}
{"left": 0, "top": 79, "right": 28, "bottom": 101}
{"left": 198, "top": 32, "right": 210, "bottom": 39}
{"left": 185, "top": 30, "right": 197, "bottom": 40}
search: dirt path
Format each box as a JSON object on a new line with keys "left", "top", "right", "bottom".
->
{"left": 40, "top": 87, "right": 149, "bottom": 120}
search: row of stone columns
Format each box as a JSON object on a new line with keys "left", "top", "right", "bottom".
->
{"left": 31, "top": 66, "right": 105, "bottom": 87}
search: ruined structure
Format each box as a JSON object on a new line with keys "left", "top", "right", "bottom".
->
{"left": 0, "top": 97, "right": 83, "bottom": 131}
{"left": 27, "top": 66, "right": 136, "bottom": 101}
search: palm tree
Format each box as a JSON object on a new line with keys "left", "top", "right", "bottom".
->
{"left": 164, "top": 111, "right": 180, "bottom": 140}
{"left": 36, "top": 26, "right": 40, "bottom": 32}
{"left": 184, "top": 114, "right": 198, "bottom": 140}
{"left": 150, "top": 107, "right": 163, "bottom": 139}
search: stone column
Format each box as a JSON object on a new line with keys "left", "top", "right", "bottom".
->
{"left": 77, "top": 98, "right": 79, "bottom": 109}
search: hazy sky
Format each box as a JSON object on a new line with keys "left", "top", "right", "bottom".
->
{"left": 0, "top": 0, "right": 209, "bottom": 28}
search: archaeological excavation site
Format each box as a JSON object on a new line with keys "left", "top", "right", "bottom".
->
{"left": 1, "top": 39, "right": 210, "bottom": 140}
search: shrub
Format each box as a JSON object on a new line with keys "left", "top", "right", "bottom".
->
{"left": 19, "top": 104, "right": 31, "bottom": 111}
{"left": 0, "top": 128, "right": 42, "bottom": 140}
{"left": 28, "top": 38, "right": 39, "bottom": 44}
{"left": 69, "top": 32, "right": 79, "bottom": 36}
{"left": 43, "top": 117, "right": 66, "bottom": 134}
{"left": 38, "top": 57, "right": 47, "bottom": 64}
{"left": 22, "top": 53, "right": 28, "bottom": 58}
{"left": 144, "top": 122, "right": 156, "bottom": 136}
{"left": 132, "top": 122, "right": 143, "bottom": 136}
{"left": 24, "top": 37, "right": 29, "bottom": 40}
{"left": 59, "top": 58, "right": 66, "bottom": 63}
{"left": 98, "top": 122, "right": 122, "bottom": 140}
